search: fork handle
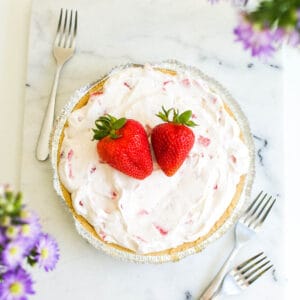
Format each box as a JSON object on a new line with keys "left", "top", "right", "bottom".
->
{"left": 199, "top": 246, "right": 239, "bottom": 300}
{"left": 36, "top": 65, "right": 62, "bottom": 161}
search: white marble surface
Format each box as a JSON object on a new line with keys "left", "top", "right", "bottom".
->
{"left": 0, "top": 0, "right": 291, "bottom": 299}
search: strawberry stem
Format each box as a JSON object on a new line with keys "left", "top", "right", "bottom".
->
{"left": 93, "top": 115, "right": 127, "bottom": 140}
{"left": 156, "top": 106, "right": 197, "bottom": 127}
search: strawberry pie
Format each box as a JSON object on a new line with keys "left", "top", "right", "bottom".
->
{"left": 56, "top": 63, "right": 252, "bottom": 259}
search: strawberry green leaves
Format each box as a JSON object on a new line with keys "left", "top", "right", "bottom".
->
{"left": 93, "top": 115, "right": 127, "bottom": 140}
{"left": 156, "top": 106, "right": 197, "bottom": 127}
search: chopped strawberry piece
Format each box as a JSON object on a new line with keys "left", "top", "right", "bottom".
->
{"left": 138, "top": 209, "right": 149, "bottom": 216}
{"left": 135, "top": 236, "right": 147, "bottom": 242}
{"left": 182, "top": 78, "right": 190, "bottom": 87}
{"left": 99, "top": 231, "right": 106, "bottom": 240}
{"left": 111, "top": 191, "right": 118, "bottom": 199}
{"left": 67, "top": 149, "right": 74, "bottom": 161}
{"left": 163, "top": 80, "right": 173, "bottom": 86}
{"left": 185, "top": 219, "right": 193, "bottom": 225}
{"left": 123, "top": 82, "right": 132, "bottom": 89}
{"left": 231, "top": 155, "right": 237, "bottom": 163}
{"left": 198, "top": 136, "right": 211, "bottom": 147}
{"left": 68, "top": 167, "right": 73, "bottom": 179}
{"left": 154, "top": 224, "right": 168, "bottom": 236}
{"left": 90, "top": 166, "right": 97, "bottom": 174}
{"left": 214, "top": 184, "right": 218, "bottom": 190}
{"left": 162, "top": 81, "right": 172, "bottom": 91}
{"left": 67, "top": 150, "right": 74, "bottom": 178}
{"left": 79, "top": 200, "right": 83, "bottom": 206}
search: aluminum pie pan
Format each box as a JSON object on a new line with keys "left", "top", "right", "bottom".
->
{"left": 51, "top": 59, "right": 255, "bottom": 264}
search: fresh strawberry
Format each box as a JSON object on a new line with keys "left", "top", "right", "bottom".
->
{"left": 93, "top": 115, "right": 153, "bottom": 179}
{"left": 151, "top": 107, "right": 196, "bottom": 176}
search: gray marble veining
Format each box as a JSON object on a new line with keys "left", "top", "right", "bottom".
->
{"left": 21, "top": 0, "right": 285, "bottom": 299}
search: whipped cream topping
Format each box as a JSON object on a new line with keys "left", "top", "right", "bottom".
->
{"left": 59, "top": 65, "right": 249, "bottom": 254}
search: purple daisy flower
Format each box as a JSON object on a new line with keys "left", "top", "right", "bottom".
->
{"left": 18, "top": 217, "right": 41, "bottom": 253}
{"left": 0, "top": 267, "right": 35, "bottom": 300}
{"left": 35, "top": 233, "right": 59, "bottom": 272}
{"left": 1, "top": 239, "right": 26, "bottom": 269}
{"left": 234, "top": 14, "right": 276, "bottom": 59}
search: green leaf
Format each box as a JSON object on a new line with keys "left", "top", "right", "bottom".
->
{"left": 186, "top": 120, "right": 197, "bottom": 127}
{"left": 106, "top": 114, "right": 117, "bottom": 123}
{"left": 93, "top": 132, "right": 107, "bottom": 140}
{"left": 172, "top": 108, "right": 180, "bottom": 123}
{"left": 156, "top": 112, "right": 168, "bottom": 122}
{"left": 14, "top": 193, "right": 22, "bottom": 208}
{"left": 162, "top": 106, "right": 168, "bottom": 116}
{"left": 99, "top": 117, "right": 110, "bottom": 125}
{"left": 5, "top": 191, "right": 13, "bottom": 202}
{"left": 110, "top": 133, "right": 122, "bottom": 139}
{"left": 179, "top": 110, "right": 192, "bottom": 123}
{"left": 112, "top": 118, "right": 127, "bottom": 130}
{"left": 27, "top": 255, "right": 37, "bottom": 267}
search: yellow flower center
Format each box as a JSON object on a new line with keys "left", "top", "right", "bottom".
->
{"left": 22, "top": 224, "right": 31, "bottom": 236}
{"left": 9, "top": 246, "right": 19, "bottom": 256}
{"left": 7, "top": 226, "right": 18, "bottom": 238}
{"left": 41, "top": 248, "right": 49, "bottom": 259}
{"left": 0, "top": 216, "right": 10, "bottom": 226}
{"left": 21, "top": 210, "right": 30, "bottom": 219}
{"left": 9, "top": 282, "right": 23, "bottom": 295}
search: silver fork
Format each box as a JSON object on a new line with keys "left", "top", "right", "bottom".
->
{"left": 36, "top": 9, "right": 78, "bottom": 161}
{"left": 211, "top": 252, "right": 273, "bottom": 299}
{"left": 200, "top": 191, "right": 276, "bottom": 300}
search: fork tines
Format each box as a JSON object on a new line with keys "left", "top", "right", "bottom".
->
{"left": 241, "top": 191, "right": 276, "bottom": 229}
{"left": 233, "top": 252, "right": 273, "bottom": 286}
{"left": 55, "top": 8, "right": 78, "bottom": 49}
